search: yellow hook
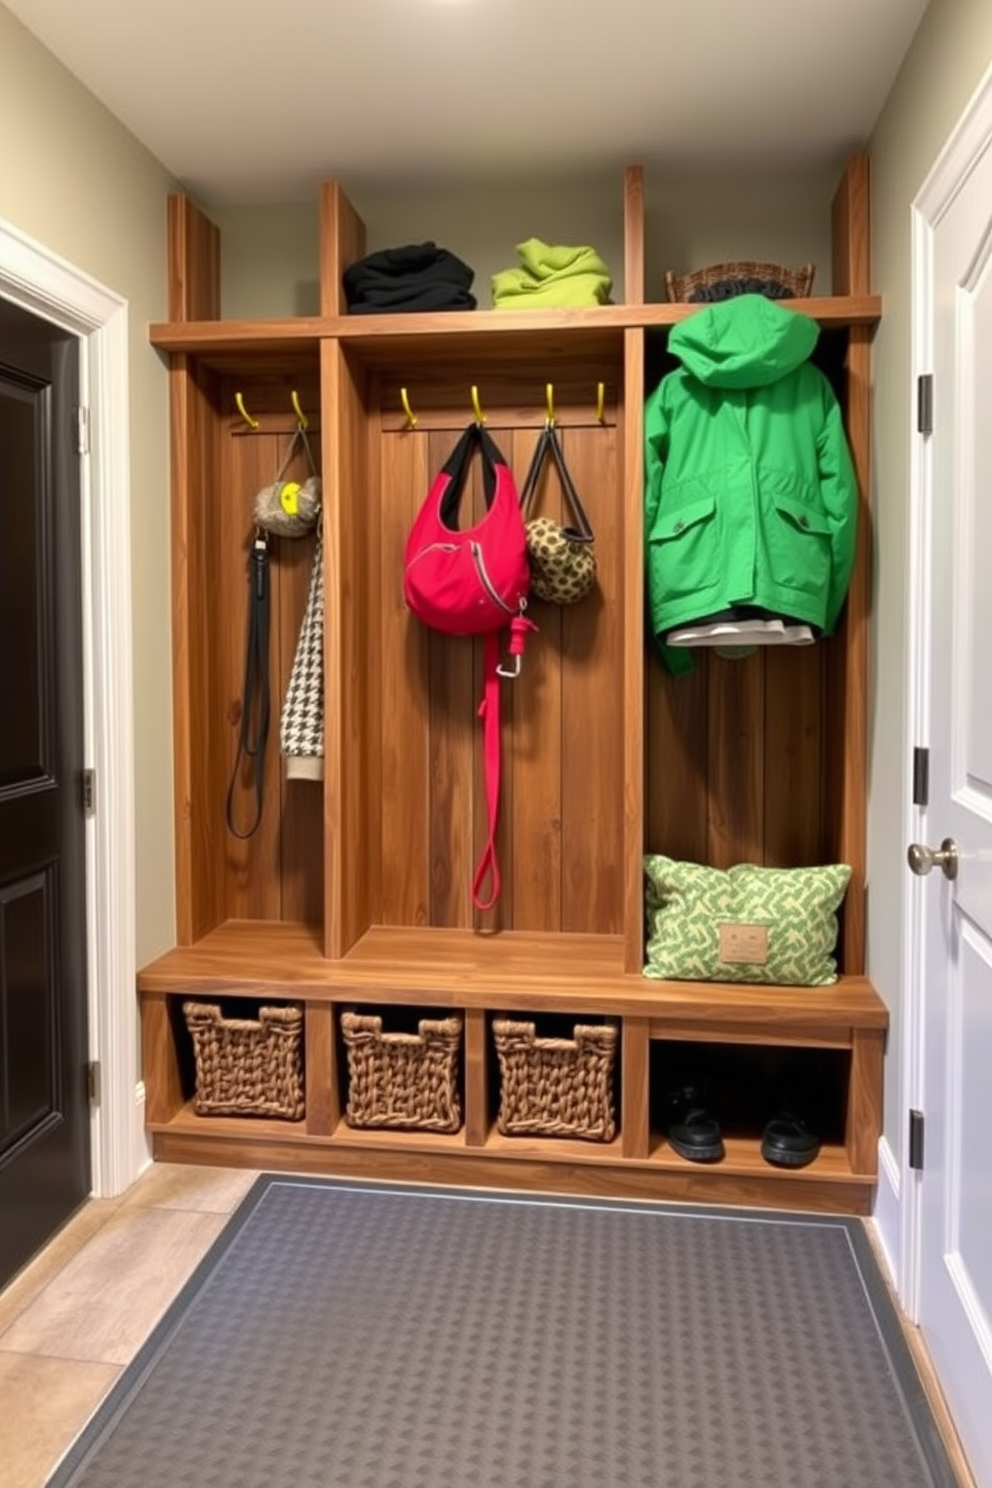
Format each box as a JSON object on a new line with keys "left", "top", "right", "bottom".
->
{"left": 596, "top": 381, "right": 606, "bottom": 425}
{"left": 545, "top": 383, "right": 556, "bottom": 427}
{"left": 400, "top": 387, "right": 418, "bottom": 430}
{"left": 471, "top": 384, "right": 486, "bottom": 425}
{"left": 290, "top": 390, "right": 309, "bottom": 430}
{"left": 235, "top": 391, "right": 259, "bottom": 431}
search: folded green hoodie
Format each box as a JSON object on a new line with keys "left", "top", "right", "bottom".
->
{"left": 492, "top": 238, "right": 613, "bottom": 308}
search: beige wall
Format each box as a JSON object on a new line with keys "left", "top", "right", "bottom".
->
{"left": 211, "top": 163, "right": 839, "bottom": 319}
{"left": 868, "top": 0, "right": 992, "bottom": 1155}
{"left": 0, "top": 4, "right": 177, "bottom": 966}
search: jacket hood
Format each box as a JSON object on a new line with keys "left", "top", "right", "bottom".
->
{"left": 668, "top": 294, "right": 820, "bottom": 390}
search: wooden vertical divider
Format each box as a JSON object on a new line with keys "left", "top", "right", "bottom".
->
{"left": 320, "top": 182, "right": 368, "bottom": 318}
{"left": 827, "top": 155, "right": 871, "bottom": 973}
{"left": 165, "top": 197, "right": 225, "bottom": 944}
{"left": 623, "top": 328, "right": 646, "bottom": 973}
{"left": 167, "top": 195, "right": 220, "bottom": 323}
{"left": 322, "top": 339, "right": 379, "bottom": 959}
{"left": 621, "top": 1017, "right": 650, "bottom": 1159}
{"left": 830, "top": 155, "right": 870, "bottom": 299}
{"left": 623, "top": 165, "right": 645, "bottom": 306}
{"left": 305, "top": 1003, "right": 337, "bottom": 1135}
{"left": 142, "top": 992, "right": 184, "bottom": 1123}
{"left": 846, "top": 1027, "right": 884, "bottom": 1173}
{"left": 464, "top": 1008, "right": 489, "bottom": 1147}
{"left": 169, "top": 357, "right": 199, "bottom": 948}
{"left": 170, "top": 362, "right": 226, "bottom": 945}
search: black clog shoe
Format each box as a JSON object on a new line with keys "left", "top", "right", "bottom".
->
{"left": 761, "top": 1111, "right": 821, "bottom": 1168}
{"left": 667, "top": 1086, "right": 725, "bottom": 1163}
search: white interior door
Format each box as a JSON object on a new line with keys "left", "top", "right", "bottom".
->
{"left": 915, "top": 100, "right": 992, "bottom": 1488}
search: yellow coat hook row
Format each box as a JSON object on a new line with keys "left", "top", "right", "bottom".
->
{"left": 235, "top": 390, "right": 310, "bottom": 431}
{"left": 399, "top": 382, "right": 607, "bottom": 430}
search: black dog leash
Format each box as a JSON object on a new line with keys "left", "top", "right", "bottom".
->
{"left": 225, "top": 532, "right": 270, "bottom": 839}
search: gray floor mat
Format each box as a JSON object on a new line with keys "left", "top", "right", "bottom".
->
{"left": 49, "top": 1177, "right": 957, "bottom": 1488}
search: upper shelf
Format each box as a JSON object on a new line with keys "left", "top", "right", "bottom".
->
{"left": 148, "top": 295, "right": 882, "bottom": 370}
{"left": 153, "top": 158, "right": 875, "bottom": 369}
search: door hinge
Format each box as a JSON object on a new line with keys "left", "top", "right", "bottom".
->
{"left": 912, "top": 746, "right": 929, "bottom": 807}
{"left": 76, "top": 405, "right": 90, "bottom": 456}
{"left": 909, "top": 1109, "right": 925, "bottom": 1170}
{"left": 917, "top": 374, "right": 933, "bottom": 435}
{"left": 87, "top": 1060, "right": 101, "bottom": 1106}
{"left": 81, "top": 768, "right": 96, "bottom": 817}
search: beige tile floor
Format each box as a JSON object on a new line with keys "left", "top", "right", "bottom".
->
{"left": 0, "top": 1163, "right": 979, "bottom": 1488}
{"left": 0, "top": 1163, "right": 259, "bottom": 1488}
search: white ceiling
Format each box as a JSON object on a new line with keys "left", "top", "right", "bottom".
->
{"left": 6, "top": 0, "right": 929, "bottom": 205}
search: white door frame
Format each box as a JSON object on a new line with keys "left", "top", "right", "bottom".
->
{"left": 0, "top": 215, "right": 141, "bottom": 1199}
{"left": 903, "top": 60, "right": 992, "bottom": 1316}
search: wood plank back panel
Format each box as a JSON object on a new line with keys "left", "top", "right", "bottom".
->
{"left": 467, "top": 444, "right": 504, "bottom": 930}
{"left": 212, "top": 376, "right": 323, "bottom": 924}
{"left": 646, "top": 648, "right": 827, "bottom": 862}
{"left": 378, "top": 364, "right": 617, "bottom": 432}
{"left": 212, "top": 422, "right": 280, "bottom": 916}
{"left": 763, "top": 645, "right": 823, "bottom": 866}
{"left": 505, "top": 425, "right": 562, "bottom": 932}
{"left": 645, "top": 654, "right": 709, "bottom": 867}
{"left": 559, "top": 420, "right": 623, "bottom": 933}
{"left": 428, "top": 426, "right": 478, "bottom": 928}
{"left": 372, "top": 380, "right": 624, "bottom": 936}
{"left": 378, "top": 426, "right": 431, "bottom": 928}
{"left": 707, "top": 651, "right": 765, "bottom": 868}
{"left": 273, "top": 444, "right": 325, "bottom": 928}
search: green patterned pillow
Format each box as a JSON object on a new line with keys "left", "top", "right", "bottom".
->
{"left": 643, "top": 856, "right": 852, "bottom": 986}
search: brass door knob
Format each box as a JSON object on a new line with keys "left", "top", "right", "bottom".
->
{"left": 907, "top": 838, "right": 959, "bottom": 881}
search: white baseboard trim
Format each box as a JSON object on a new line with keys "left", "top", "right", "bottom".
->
{"left": 871, "top": 1135, "right": 903, "bottom": 1293}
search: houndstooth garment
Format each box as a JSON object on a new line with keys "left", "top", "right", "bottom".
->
{"left": 280, "top": 526, "right": 324, "bottom": 779}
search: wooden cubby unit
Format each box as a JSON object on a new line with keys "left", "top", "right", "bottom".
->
{"left": 141, "top": 158, "right": 887, "bottom": 1215}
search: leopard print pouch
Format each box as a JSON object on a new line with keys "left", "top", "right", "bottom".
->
{"left": 519, "top": 424, "right": 597, "bottom": 604}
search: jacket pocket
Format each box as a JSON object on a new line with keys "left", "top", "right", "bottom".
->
{"left": 769, "top": 492, "right": 832, "bottom": 601}
{"left": 648, "top": 494, "right": 718, "bottom": 602}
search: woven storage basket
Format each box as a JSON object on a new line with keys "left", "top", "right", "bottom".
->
{"left": 493, "top": 1018, "right": 618, "bottom": 1142}
{"left": 665, "top": 260, "right": 815, "bottom": 303}
{"left": 341, "top": 1011, "right": 462, "bottom": 1132}
{"left": 182, "top": 1001, "right": 305, "bottom": 1120}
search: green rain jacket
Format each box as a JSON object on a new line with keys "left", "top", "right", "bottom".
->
{"left": 644, "top": 294, "right": 858, "bottom": 672}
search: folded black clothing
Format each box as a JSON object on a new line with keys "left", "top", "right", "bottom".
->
{"left": 343, "top": 242, "right": 477, "bottom": 313}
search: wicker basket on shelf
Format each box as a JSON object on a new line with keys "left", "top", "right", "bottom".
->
{"left": 182, "top": 1001, "right": 305, "bottom": 1120}
{"left": 665, "top": 260, "right": 816, "bottom": 303}
{"left": 493, "top": 1018, "right": 618, "bottom": 1142}
{"left": 341, "top": 1012, "right": 463, "bottom": 1133}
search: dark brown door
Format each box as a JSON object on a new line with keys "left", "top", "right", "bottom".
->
{"left": 0, "top": 296, "right": 89, "bottom": 1287}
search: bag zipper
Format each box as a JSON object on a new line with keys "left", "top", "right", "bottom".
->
{"left": 470, "top": 541, "right": 516, "bottom": 614}
{"left": 406, "top": 540, "right": 459, "bottom": 570}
